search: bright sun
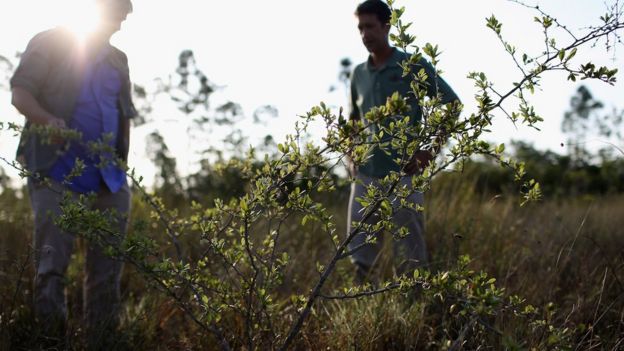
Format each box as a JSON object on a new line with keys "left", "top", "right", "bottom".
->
{"left": 61, "top": 0, "right": 100, "bottom": 40}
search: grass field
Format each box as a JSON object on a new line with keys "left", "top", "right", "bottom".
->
{"left": 1, "top": 171, "right": 622, "bottom": 350}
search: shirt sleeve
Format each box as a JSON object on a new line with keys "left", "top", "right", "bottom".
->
{"left": 10, "top": 32, "right": 53, "bottom": 98}
{"left": 417, "top": 57, "right": 460, "bottom": 105}
{"left": 114, "top": 50, "right": 138, "bottom": 120}
{"left": 349, "top": 68, "right": 361, "bottom": 121}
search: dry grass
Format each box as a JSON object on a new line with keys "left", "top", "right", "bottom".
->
{"left": 1, "top": 174, "right": 623, "bottom": 349}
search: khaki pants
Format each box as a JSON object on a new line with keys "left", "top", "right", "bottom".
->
{"left": 28, "top": 179, "right": 131, "bottom": 339}
{"left": 346, "top": 173, "right": 428, "bottom": 276}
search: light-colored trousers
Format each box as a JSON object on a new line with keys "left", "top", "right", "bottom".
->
{"left": 28, "top": 179, "right": 131, "bottom": 334}
{"left": 346, "top": 173, "right": 428, "bottom": 275}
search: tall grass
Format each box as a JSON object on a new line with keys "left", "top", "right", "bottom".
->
{"left": 1, "top": 172, "right": 622, "bottom": 349}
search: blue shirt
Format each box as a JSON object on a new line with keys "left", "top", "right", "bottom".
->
{"left": 49, "top": 46, "right": 126, "bottom": 194}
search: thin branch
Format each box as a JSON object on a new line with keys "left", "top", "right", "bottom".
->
{"left": 508, "top": 0, "right": 578, "bottom": 40}
{"left": 127, "top": 171, "right": 184, "bottom": 261}
{"left": 319, "top": 282, "right": 402, "bottom": 300}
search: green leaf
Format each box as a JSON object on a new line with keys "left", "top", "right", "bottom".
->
{"left": 495, "top": 143, "right": 505, "bottom": 154}
{"left": 566, "top": 48, "right": 577, "bottom": 62}
{"left": 486, "top": 15, "right": 502, "bottom": 35}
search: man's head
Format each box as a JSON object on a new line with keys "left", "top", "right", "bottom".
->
{"left": 355, "top": 0, "right": 392, "bottom": 54}
{"left": 95, "top": 0, "right": 133, "bottom": 38}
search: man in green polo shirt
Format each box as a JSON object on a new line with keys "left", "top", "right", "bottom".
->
{"left": 347, "top": 0, "right": 460, "bottom": 282}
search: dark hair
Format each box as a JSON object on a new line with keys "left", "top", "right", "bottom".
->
{"left": 355, "top": 0, "right": 392, "bottom": 25}
{"left": 97, "top": 0, "right": 133, "bottom": 15}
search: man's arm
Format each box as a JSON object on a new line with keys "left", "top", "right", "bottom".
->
{"left": 404, "top": 59, "right": 461, "bottom": 175}
{"left": 11, "top": 30, "right": 67, "bottom": 129}
{"left": 419, "top": 57, "right": 460, "bottom": 105}
{"left": 11, "top": 87, "right": 66, "bottom": 128}
{"left": 119, "top": 114, "right": 130, "bottom": 161}
{"left": 349, "top": 70, "right": 361, "bottom": 122}
{"left": 111, "top": 49, "right": 136, "bottom": 162}
{"left": 347, "top": 69, "right": 361, "bottom": 176}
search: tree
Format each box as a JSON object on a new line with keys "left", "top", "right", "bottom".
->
{"left": 0, "top": 54, "right": 14, "bottom": 91}
{"left": 562, "top": 85, "right": 624, "bottom": 164}
{"left": 132, "top": 49, "right": 280, "bottom": 196}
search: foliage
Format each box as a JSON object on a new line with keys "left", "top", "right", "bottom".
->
{"left": 443, "top": 141, "right": 624, "bottom": 197}
{"left": 1, "top": 0, "right": 623, "bottom": 349}
{"left": 2, "top": 175, "right": 624, "bottom": 349}
{"left": 562, "top": 85, "right": 624, "bottom": 164}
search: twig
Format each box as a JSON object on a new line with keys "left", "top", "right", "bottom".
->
{"left": 319, "top": 282, "right": 402, "bottom": 300}
{"left": 279, "top": 174, "right": 406, "bottom": 351}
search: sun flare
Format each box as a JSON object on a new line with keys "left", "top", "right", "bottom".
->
{"left": 61, "top": 0, "right": 100, "bottom": 41}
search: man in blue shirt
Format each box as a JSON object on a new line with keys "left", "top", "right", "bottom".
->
{"left": 11, "top": 0, "right": 136, "bottom": 345}
{"left": 347, "top": 0, "right": 460, "bottom": 282}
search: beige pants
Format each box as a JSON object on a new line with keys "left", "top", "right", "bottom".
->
{"left": 346, "top": 173, "right": 428, "bottom": 276}
{"left": 28, "top": 179, "right": 131, "bottom": 337}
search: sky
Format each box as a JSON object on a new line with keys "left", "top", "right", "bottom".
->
{"left": 1, "top": 0, "right": 622, "bottom": 185}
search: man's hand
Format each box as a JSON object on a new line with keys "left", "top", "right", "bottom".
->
{"left": 46, "top": 117, "right": 67, "bottom": 129}
{"left": 403, "top": 149, "right": 434, "bottom": 176}
{"left": 50, "top": 118, "right": 68, "bottom": 144}
{"left": 43, "top": 117, "right": 67, "bottom": 145}
{"left": 12, "top": 87, "right": 67, "bottom": 144}
{"left": 346, "top": 158, "right": 357, "bottom": 178}
{"left": 12, "top": 87, "right": 66, "bottom": 129}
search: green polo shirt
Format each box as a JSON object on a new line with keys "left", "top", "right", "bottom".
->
{"left": 350, "top": 47, "right": 459, "bottom": 178}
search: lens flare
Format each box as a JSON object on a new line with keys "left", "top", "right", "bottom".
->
{"left": 61, "top": 0, "right": 99, "bottom": 41}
